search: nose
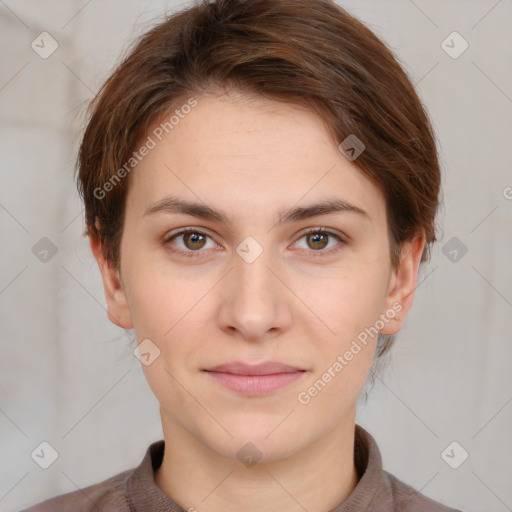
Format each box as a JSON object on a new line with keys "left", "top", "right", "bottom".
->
{"left": 216, "top": 241, "right": 292, "bottom": 343}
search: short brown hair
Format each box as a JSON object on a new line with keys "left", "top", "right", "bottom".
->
{"left": 77, "top": 0, "right": 441, "bottom": 359}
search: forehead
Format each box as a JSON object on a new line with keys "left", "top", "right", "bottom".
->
{"left": 125, "top": 91, "right": 386, "bottom": 225}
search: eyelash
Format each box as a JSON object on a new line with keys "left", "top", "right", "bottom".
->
{"left": 162, "top": 227, "right": 346, "bottom": 259}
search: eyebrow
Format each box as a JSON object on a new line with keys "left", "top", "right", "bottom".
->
{"left": 143, "top": 196, "right": 371, "bottom": 225}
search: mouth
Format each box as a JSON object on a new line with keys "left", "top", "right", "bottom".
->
{"left": 202, "top": 361, "right": 308, "bottom": 396}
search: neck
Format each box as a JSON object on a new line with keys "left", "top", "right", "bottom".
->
{"left": 155, "top": 413, "right": 359, "bottom": 512}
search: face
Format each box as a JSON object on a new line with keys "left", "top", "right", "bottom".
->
{"left": 91, "top": 89, "right": 425, "bottom": 462}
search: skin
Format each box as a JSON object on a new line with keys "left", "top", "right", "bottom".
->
{"left": 90, "top": 88, "right": 425, "bottom": 512}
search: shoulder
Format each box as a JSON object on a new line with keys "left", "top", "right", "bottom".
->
{"left": 352, "top": 425, "right": 464, "bottom": 512}
{"left": 381, "top": 470, "right": 464, "bottom": 512}
{"left": 20, "top": 468, "right": 133, "bottom": 512}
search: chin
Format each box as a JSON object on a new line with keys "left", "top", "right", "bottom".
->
{"left": 210, "top": 436, "right": 303, "bottom": 465}
{"left": 194, "top": 417, "right": 313, "bottom": 465}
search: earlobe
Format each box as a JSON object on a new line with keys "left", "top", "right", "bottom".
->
{"left": 88, "top": 233, "right": 134, "bottom": 330}
{"left": 379, "top": 232, "right": 426, "bottom": 335}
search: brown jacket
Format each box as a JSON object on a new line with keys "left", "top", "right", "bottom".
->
{"left": 22, "top": 425, "right": 463, "bottom": 511}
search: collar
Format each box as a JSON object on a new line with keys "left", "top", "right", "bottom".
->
{"left": 125, "top": 424, "right": 387, "bottom": 511}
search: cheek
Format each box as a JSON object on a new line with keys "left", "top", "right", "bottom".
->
{"left": 122, "top": 249, "right": 202, "bottom": 335}
{"left": 125, "top": 261, "right": 213, "bottom": 384}
{"left": 294, "top": 263, "right": 389, "bottom": 340}
{"left": 293, "top": 265, "right": 387, "bottom": 403}
{"left": 294, "top": 272, "right": 383, "bottom": 405}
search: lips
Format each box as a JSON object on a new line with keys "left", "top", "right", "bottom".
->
{"left": 204, "top": 361, "right": 305, "bottom": 375}
{"left": 203, "top": 361, "right": 307, "bottom": 395}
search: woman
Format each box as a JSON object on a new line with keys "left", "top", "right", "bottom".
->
{"left": 23, "top": 0, "right": 462, "bottom": 510}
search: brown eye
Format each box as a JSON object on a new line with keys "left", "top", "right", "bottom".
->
{"left": 294, "top": 228, "right": 345, "bottom": 257}
{"left": 182, "top": 231, "right": 207, "bottom": 250}
{"left": 306, "top": 231, "right": 329, "bottom": 250}
{"left": 164, "top": 227, "right": 345, "bottom": 260}
{"left": 164, "top": 228, "right": 216, "bottom": 258}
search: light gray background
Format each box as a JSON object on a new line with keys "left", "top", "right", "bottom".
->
{"left": 1, "top": 1, "right": 511, "bottom": 511}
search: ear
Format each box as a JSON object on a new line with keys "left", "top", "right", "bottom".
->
{"left": 379, "top": 231, "right": 426, "bottom": 335}
{"left": 89, "top": 232, "right": 134, "bottom": 330}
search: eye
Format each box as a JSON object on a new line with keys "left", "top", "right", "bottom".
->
{"left": 163, "top": 228, "right": 218, "bottom": 258}
{"left": 163, "top": 227, "right": 345, "bottom": 259}
{"left": 293, "top": 227, "right": 345, "bottom": 257}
